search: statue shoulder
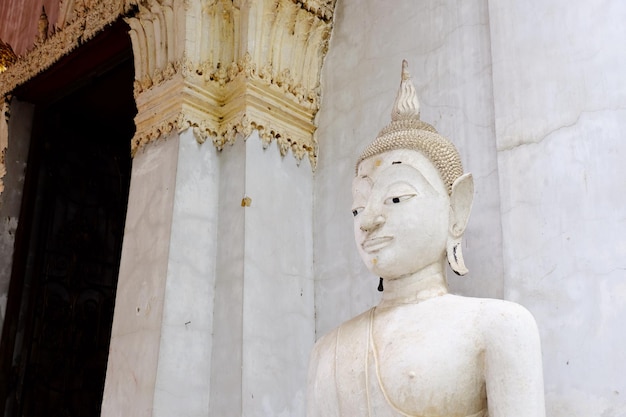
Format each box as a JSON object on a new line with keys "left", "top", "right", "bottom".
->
{"left": 467, "top": 298, "right": 546, "bottom": 416}
{"left": 311, "top": 308, "right": 372, "bottom": 355}
{"left": 308, "top": 308, "right": 373, "bottom": 384}
{"left": 441, "top": 295, "right": 540, "bottom": 341}
{"left": 477, "top": 298, "right": 539, "bottom": 333}
{"left": 307, "top": 309, "right": 373, "bottom": 417}
{"left": 457, "top": 296, "right": 542, "bottom": 359}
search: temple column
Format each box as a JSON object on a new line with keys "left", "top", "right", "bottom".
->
{"left": 101, "top": 132, "right": 183, "bottom": 416}
{"left": 101, "top": 0, "right": 334, "bottom": 415}
{"left": 209, "top": 133, "right": 314, "bottom": 417}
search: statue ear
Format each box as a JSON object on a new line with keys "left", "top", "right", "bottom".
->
{"left": 449, "top": 173, "right": 474, "bottom": 237}
{"left": 446, "top": 173, "right": 474, "bottom": 275}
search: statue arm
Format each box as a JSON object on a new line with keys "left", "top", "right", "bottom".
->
{"left": 307, "top": 333, "right": 340, "bottom": 417}
{"left": 483, "top": 302, "right": 546, "bottom": 417}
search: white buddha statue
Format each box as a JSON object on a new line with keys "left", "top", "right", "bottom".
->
{"left": 307, "top": 61, "right": 545, "bottom": 417}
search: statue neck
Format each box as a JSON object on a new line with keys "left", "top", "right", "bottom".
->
{"left": 378, "top": 261, "right": 448, "bottom": 308}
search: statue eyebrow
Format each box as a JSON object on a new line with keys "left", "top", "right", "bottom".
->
{"left": 392, "top": 161, "right": 402, "bottom": 164}
{"left": 385, "top": 168, "right": 438, "bottom": 195}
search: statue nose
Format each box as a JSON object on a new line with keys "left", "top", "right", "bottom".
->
{"left": 360, "top": 214, "right": 385, "bottom": 232}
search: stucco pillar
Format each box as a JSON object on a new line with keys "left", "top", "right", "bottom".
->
{"left": 102, "top": 0, "right": 335, "bottom": 415}
{"left": 101, "top": 133, "right": 181, "bottom": 416}
{"left": 209, "top": 133, "right": 314, "bottom": 417}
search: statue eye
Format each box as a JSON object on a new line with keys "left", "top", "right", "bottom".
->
{"left": 352, "top": 207, "right": 364, "bottom": 217}
{"left": 384, "top": 194, "right": 415, "bottom": 205}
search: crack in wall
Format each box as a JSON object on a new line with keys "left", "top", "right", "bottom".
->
{"left": 497, "top": 107, "right": 626, "bottom": 153}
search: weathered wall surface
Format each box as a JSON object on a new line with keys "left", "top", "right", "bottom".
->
{"left": 315, "top": 0, "right": 626, "bottom": 415}
{"left": 489, "top": 2, "right": 626, "bottom": 415}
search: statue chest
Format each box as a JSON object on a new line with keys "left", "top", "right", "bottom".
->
{"left": 377, "top": 318, "right": 485, "bottom": 414}
{"left": 334, "top": 304, "right": 488, "bottom": 416}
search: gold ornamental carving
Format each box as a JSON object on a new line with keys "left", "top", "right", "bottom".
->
{"left": 0, "top": 39, "right": 17, "bottom": 74}
{"left": 0, "top": 0, "right": 139, "bottom": 98}
{"left": 0, "top": 0, "right": 138, "bottom": 197}
{"left": 129, "top": 0, "right": 336, "bottom": 167}
{"left": 0, "top": 96, "right": 10, "bottom": 195}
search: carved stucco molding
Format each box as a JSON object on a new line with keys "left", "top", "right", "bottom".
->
{"left": 132, "top": 69, "right": 318, "bottom": 166}
{"left": 0, "top": 0, "right": 140, "bottom": 98}
{"left": 0, "top": 0, "right": 140, "bottom": 198}
{"left": 294, "top": 0, "right": 335, "bottom": 21}
{"left": 132, "top": 107, "right": 314, "bottom": 163}
{"left": 129, "top": 0, "right": 336, "bottom": 168}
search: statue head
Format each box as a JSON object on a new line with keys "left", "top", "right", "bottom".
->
{"left": 352, "top": 61, "right": 474, "bottom": 280}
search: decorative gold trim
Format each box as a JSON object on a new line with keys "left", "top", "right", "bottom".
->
{"left": 131, "top": 73, "right": 317, "bottom": 167}
{"left": 0, "top": 0, "right": 137, "bottom": 97}
{"left": 129, "top": 0, "right": 334, "bottom": 167}
{"left": 0, "top": 40, "right": 17, "bottom": 74}
{"left": 0, "top": 96, "right": 10, "bottom": 195}
{"left": 0, "top": 1, "right": 138, "bottom": 197}
{"left": 295, "top": 0, "right": 336, "bottom": 22}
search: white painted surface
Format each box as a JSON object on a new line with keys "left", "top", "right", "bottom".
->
{"left": 102, "top": 135, "right": 179, "bottom": 417}
{"left": 210, "top": 136, "right": 246, "bottom": 416}
{"left": 489, "top": 1, "right": 626, "bottom": 415}
{"left": 212, "top": 133, "right": 316, "bottom": 417}
{"left": 241, "top": 134, "right": 315, "bottom": 417}
{"left": 153, "top": 129, "right": 219, "bottom": 417}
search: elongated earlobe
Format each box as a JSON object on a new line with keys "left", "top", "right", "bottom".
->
{"left": 446, "top": 173, "right": 474, "bottom": 276}
{"left": 447, "top": 238, "right": 468, "bottom": 275}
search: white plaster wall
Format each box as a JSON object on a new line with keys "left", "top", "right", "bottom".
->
{"left": 210, "top": 136, "right": 246, "bottom": 416}
{"left": 211, "top": 134, "right": 315, "bottom": 416}
{"left": 489, "top": 2, "right": 626, "bottom": 415}
{"left": 210, "top": 133, "right": 315, "bottom": 416}
{"left": 153, "top": 129, "right": 219, "bottom": 417}
{"left": 0, "top": 99, "right": 33, "bottom": 337}
{"left": 314, "top": 0, "right": 502, "bottom": 337}
{"left": 102, "top": 135, "right": 179, "bottom": 417}
{"left": 241, "top": 135, "right": 315, "bottom": 417}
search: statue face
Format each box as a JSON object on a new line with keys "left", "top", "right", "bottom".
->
{"left": 352, "top": 149, "right": 450, "bottom": 280}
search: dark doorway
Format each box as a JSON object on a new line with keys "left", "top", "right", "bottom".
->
{"left": 0, "top": 21, "right": 136, "bottom": 417}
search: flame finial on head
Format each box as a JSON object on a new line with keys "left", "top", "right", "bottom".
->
{"left": 391, "top": 60, "right": 420, "bottom": 121}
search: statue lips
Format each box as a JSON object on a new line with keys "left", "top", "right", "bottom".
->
{"left": 361, "top": 236, "right": 394, "bottom": 253}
